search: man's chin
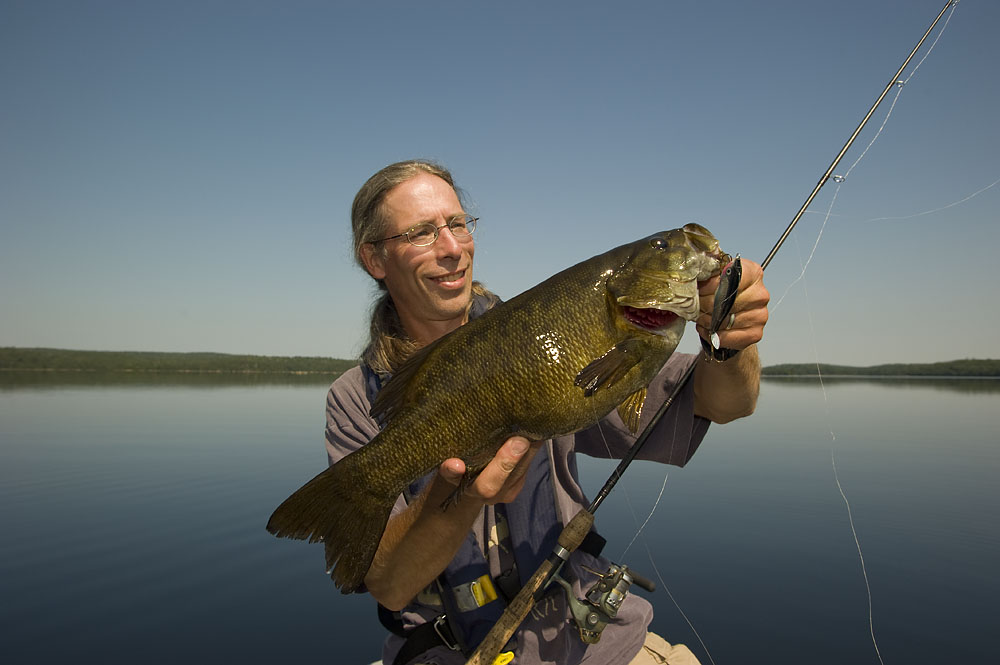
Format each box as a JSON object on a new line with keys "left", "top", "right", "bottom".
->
{"left": 434, "top": 290, "right": 475, "bottom": 320}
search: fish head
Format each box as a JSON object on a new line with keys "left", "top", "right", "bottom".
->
{"left": 607, "top": 224, "right": 728, "bottom": 336}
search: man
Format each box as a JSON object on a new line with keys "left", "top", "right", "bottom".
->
{"left": 326, "top": 160, "right": 769, "bottom": 665}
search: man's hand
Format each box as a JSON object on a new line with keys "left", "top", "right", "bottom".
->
{"left": 364, "top": 436, "right": 541, "bottom": 609}
{"left": 437, "top": 436, "right": 542, "bottom": 505}
{"left": 692, "top": 258, "right": 769, "bottom": 423}
{"left": 695, "top": 258, "right": 769, "bottom": 351}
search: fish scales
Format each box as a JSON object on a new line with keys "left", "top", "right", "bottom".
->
{"left": 266, "top": 224, "right": 729, "bottom": 592}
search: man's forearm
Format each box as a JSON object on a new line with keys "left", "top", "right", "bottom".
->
{"left": 363, "top": 437, "right": 539, "bottom": 611}
{"left": 363, "top": 476, "right": 484, "bottom": 611}
{"left": 692, "top": 344, "right": 761, "bottom": 423}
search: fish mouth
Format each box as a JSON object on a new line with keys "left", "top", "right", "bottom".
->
{"left": 622, "top": 306, "right": 681, "bottom": 331}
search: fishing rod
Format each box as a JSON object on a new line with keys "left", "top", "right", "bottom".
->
{"left": 593, "top": 0, "right": 957, "bottom": 514}
{"left": 762, "top": 0, "right": 958, "bottom": 270}
{"left": 466, "top": 2, "right": 958, "bottom": 663}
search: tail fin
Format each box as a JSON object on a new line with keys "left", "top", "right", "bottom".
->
{"left": 266, "top": 458, "right": 393, "bottom": 593}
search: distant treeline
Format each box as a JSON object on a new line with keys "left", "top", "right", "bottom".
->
{"left": 762, "top": 359, "right": 1000, "bottom": 377}
{"left": 5, "top": 348, "right": 998, "bottom": 379}
{"left": 0, "top": 347, "right": 356, "bottom": 376}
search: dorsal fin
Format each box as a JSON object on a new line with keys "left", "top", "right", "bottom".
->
{"left": 369, "top": 337, "right": 442, "bottom": 424}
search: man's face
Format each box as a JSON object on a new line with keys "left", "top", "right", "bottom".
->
{"left": 361, "top": 173, "right": 475, "bottom": 343}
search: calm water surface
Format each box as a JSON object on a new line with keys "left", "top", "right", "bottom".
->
{"left": 1, "top": 373, "right": 996, "bottom": 664}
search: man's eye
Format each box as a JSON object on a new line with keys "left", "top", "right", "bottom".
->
{"left": 409, "top": 225, "right": 435, "bottom": 240}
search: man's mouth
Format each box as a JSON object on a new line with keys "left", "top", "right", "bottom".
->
{"left": 430, "top": 269, "right": 467, "bottom": 285}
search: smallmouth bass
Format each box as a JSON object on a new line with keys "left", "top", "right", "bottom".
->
{"left": 266, "top": 223, "right": 731, "bottom": 592}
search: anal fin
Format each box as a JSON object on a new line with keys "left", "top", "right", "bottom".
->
{"left": 616, "top": 387, "right": 647, "bottom": 434}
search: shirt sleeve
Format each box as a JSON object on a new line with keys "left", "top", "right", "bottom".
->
{"left": 324, "top": 365, "right": 380, "bottom": 465}
{"left": 572, "top": 352, "right": 710, "bottom": 467}
{"left": 324, "top": 365, "right": 409, "bottom": 518}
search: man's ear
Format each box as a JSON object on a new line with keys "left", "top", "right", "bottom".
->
{"left": 359, "top": 243, "right": 386, "bottom": 280}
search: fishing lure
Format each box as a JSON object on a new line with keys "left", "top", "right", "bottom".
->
{"left": 701, "top": 254, "right": 742, "bottom": 361}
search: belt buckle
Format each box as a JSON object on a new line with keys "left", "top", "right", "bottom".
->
{"left": 433, "top": 614, "right": 460, "bottom": 651}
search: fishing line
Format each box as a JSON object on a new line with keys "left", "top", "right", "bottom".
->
{"left": 754, "top": 4, "right": 964, "bottom": 638}
{"left": 593, "top": 399, "right": 716, "bottom": 665}
{"left": 838, "top": 85, "right": 904, "bottom": 182}
{"left": 779, "top": 172, "right": 1000, "bottom": 227}
{"left": 780, "top": 4, "right": 961, "bottom": 637}
{"left": 764, "top": 11, "right": 962, "bottom": 652}
{"left": 769, "top": 182, "right": 841, "bottom": 314}
{"left": 766, "top": 13, "right": 962, "bottom": 643}
{"left": 903, "top": 0, "right": 959, "bottom": 82}
{"left": 673, "top": 4, "right": 961, "bottom": 661}
{"left": 471, "top": 5, "right": 965, "bottom": 664}
{"left": 641, "top": 540, "right": 718, "bottom": 665}
{"left": 589, "top": 405, "right": 668, "bottom": 558}
{"left": 625, "top": 405, "right": 718, "bottom": 665}
{"left": 862, "top": 175, "right": 1000, "bottom": 223}
{"left": 835, "top": 1, "right": 958, "bottom": 185}
{"left": 772, "top": 0, "right": 960, "bottom": 296}
{"left": 774, "top": 168, "right": 997, "bottom": 311}
{"left": 794, "top": 173, "right": 1000, "bottom": 224}
{"left": 794, "top": 237, "right": 885, "bottom": 664}
{"left": 760, "top": 0, "right": 961, "bottom": 270}
{"left": 831, "top": 448, "right": 882, "bottom": 665}
{"left": 590, "top": 414, "right": 670, "bottom": 562}
{"left": 612, "top": 410, "right": 681, "bottom": 560}
{"left": 619, "top": 465, "right": 669, "bottom": 558}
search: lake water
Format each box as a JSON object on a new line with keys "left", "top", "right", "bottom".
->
{"left": 1, "top": 372, "right": 997, "bottom": 664}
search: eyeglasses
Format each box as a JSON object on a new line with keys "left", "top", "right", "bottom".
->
{"left": 373, "top": 214, "right": 478, "bottom": 247}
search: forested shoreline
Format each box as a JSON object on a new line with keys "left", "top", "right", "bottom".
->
{"left": 0, "top": 347, "right": 355, "bottom": 375}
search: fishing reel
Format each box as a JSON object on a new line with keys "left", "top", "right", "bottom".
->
{"left": 553, "top": 563, "right": 656, "bottom": 644}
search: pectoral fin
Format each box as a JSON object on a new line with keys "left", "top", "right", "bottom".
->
{"left": 574, "top": 339, "right": 644, "bottom": 397}
{"left": 617, "top": 387, "right": 647, "bottom": 434}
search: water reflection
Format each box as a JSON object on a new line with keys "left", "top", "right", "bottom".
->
{"left": 1, "top": 373, "right": 997, "bottom": 664}
{"left": 763, "top": 375, "right": 1000, "bottom": 394}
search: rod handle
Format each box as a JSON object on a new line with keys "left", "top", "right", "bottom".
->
{"left": 465, "top": 509, "right": 594, "bottom": 665}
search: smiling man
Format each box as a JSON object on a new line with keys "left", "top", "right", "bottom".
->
{"left": 359, "top": 171, "right": 477, "bottom": 348}
{"left": 324, "top": 159, "right": 769, "bottom": 665}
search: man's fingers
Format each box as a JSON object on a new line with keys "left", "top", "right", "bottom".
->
{"left": 696, "top": 259, "right": 769, "bottom": 332}
{"left": 438, "top": 458, "right": 466, "bottom": 485}
{"left": 497, "top": 436, "right": 530, "bottom": 473}
{"left": 475, "top": 437, "right": 540, "bottom": 502}
{"left": 493, "top": 439, "right": 541, "bottom": 503}
{"left": 436, "top": 438, "right": 542, "bottom": 503}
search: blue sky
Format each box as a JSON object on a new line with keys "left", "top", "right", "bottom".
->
{"left": 2, "top": 0, "right": 997, "bottom": 366}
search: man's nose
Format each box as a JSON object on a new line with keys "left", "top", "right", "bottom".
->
{"left": 435, "top": 224, "right": 465, "bottom": 255}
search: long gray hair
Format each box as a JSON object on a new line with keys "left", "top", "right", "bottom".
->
{"left": 351, "top": 160, "right": 495, "bottom": 375}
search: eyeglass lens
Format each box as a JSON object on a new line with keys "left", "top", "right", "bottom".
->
{"left": 407, "top": 216, "right": 476, "bottom": 246}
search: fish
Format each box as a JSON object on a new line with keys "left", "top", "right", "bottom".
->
{"left": 266, "top": 223, "right": 731, "bottom": 592}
